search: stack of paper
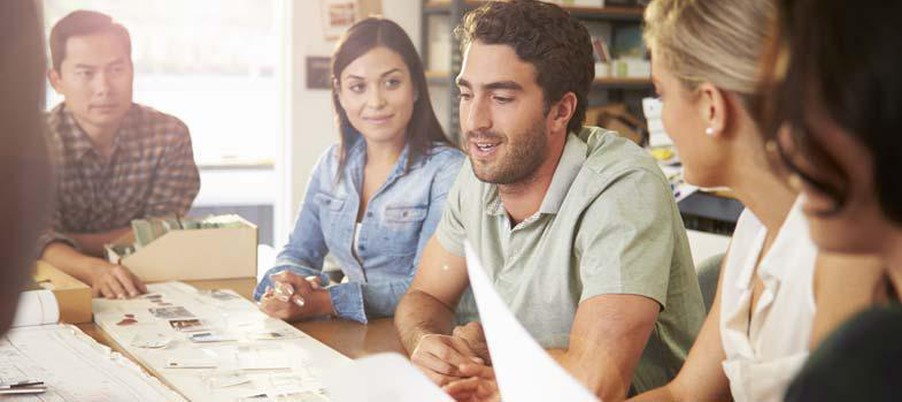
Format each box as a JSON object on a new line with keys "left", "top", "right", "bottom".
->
{"left": 2, "top": 290, "right": 183, "bottom": 401}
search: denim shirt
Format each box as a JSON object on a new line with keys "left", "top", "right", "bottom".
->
{"left": 254, "top": 137, "right": 464, "bottom": 323}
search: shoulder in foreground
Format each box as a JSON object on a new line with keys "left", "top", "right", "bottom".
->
{"left": 578, "top": 125, "right": 664, "bottom": 180}
{"left": 833, "top": 306, "right": 902, "bottom": 345}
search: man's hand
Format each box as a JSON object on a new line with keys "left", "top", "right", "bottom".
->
{"left": 452, "top": 321, "right": 491, "bottom": 365}
{"left": 410, "top": 334, "right": 485, "bottom": 386}
{"left": 443, "top": 363, "right": 500, "bottom": 402}
{"left": 258, "top": 270, "right": 332, "bottom": 322}
{"left": 90, "top": 262, "right": 147, "bottom": 299}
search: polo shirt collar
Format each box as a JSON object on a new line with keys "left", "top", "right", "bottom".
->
{"left": 484, "top": 132, "right": 587, "bottom": 216}
{"left": 539, "top": 133, "right": 587, "bottom": 214}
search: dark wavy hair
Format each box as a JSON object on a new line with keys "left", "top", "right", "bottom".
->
{"left": 755, "top": 0, "right": 902, "bottom": 223}
{"left": 50, "top": 10, "right": 132, "bottom": 73}
{"left": 454, "top": 0, "right": 595, "bottom": 134}
{"left": 331, "top": 17, "right": 451, "bottom": 175}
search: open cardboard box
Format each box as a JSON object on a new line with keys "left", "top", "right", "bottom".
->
{"left": 106, "top": 216, "right": 258, "bottom": 283}
{"left": 33, "top": 261, "right": 92, "bottom": 324}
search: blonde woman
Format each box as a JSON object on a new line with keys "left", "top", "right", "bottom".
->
{"left": 630, "top": 0, "right": 883, "bottom": 401}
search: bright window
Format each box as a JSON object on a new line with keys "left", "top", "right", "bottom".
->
{"left": 44, "top": 0, "right": 284, "bottom": 166}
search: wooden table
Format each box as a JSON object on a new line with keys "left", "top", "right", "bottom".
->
{"left": 77, "top": 278, "right": 406, "bottom": 360}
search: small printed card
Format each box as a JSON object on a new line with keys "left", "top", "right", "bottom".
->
{"left": 169, "top": 319, "right": 212, "bottom": 333}
{"left": 165, "top": 349, "right": 218, "bottom": 369}
{"left": 189, "top": 331, "right": 236, "bottom": 343}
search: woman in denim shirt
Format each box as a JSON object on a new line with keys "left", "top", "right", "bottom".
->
{"left": 255, "top": 18, "right": 464, "bottom": 324}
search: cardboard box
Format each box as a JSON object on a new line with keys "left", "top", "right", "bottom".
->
{"left": 107, "top": 217, "right": 258, "bottom": 283}
{"left": 33, "top": 261, "right": 92, "bottom": 324}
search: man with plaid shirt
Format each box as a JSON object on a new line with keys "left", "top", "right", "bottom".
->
{"left": 40, "top": 11, "right": 200, "bottom": 299}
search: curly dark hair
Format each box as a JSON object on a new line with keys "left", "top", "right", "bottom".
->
{"left": 454, "top": 0, "right": 595, "bottom": 134}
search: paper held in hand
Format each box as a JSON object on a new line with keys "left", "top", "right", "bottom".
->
{"left": 464, "top": 242, "right": 600, "bottom": 402}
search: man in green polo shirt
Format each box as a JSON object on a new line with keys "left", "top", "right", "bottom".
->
{"left": 394, "top": 1, "right": 705, "bottom": 400}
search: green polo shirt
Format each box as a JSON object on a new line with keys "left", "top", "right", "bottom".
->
{"left": 436, "top": 127, "right": 704, "bottom": 392}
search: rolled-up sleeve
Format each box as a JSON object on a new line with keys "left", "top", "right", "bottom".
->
{"left": 324, "top": 277, "right": 409, "bottom": 323}
{"left": 35, "top": 206, "right": 78, "bottom": 256}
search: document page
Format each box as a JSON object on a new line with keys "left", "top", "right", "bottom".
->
{"left": 0, "top": 324, "right": 184, "bottom": 401}
{"left": 465, "top": 243, "right": 600, "bottom": 402}
{"left": 325, "top": 353, "right": 453, "bottom": 402}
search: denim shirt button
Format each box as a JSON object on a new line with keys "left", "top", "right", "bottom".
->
{"left": 366, "top": 212, "right": 373, "bottom": 218}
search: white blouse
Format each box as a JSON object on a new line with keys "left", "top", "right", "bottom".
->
{"left": 719, "top": 198, "right": 817, "bottom": 402}
{"left": 352, "top": 223, "right": 363, "bottom": 265}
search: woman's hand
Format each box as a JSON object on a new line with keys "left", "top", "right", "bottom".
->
{"left": 258, "top": 270, "right": 334, "bottom": 322}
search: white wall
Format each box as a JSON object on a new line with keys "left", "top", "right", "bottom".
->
{"left": 277, "top": 0, "right": 426, "bottom": 246}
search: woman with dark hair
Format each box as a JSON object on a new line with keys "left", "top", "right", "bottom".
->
{"left": 753, "top": 0, "right": 902, "bottom": 400}
{"left": 255, "top": 17, "right": 464, "bottom": 324}
{"left": 0, "top": 0, "right": 53, "bottom": 335}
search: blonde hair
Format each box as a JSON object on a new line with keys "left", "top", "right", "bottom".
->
{"left": 643, "top": 0, "right": 775, "bottom": 98}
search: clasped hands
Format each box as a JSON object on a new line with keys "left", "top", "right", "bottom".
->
{"left": 258, "top": 270, "right": 334, "bottom": 321}
{"left": 411, "top": 322, "right": 500, "bottom": 402}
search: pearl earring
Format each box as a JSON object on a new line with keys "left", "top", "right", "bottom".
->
{"left": 705, "top": 127, "right": 715, "bottom": 136}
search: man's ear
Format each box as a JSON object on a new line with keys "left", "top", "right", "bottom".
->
{"left": 697, "top": 82, "right": 729, "bottom": 138}
{"left": 548, "top": 92, "right": 577, "bottom": 134}
{"left": 48, "top": 69, "right": 63, "bottom": 94}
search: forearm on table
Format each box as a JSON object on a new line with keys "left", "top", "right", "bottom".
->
{"left": 395, "top": 289, "right": 457, "bottom": 352}
{"left": 547, "top": 295, "right": 660, "bottom": 401}
{"left": 41, "top": 242, "right": 108, "bottom": 285}
{"left": 65, "top": 226, "right": 132, "bottom": 256}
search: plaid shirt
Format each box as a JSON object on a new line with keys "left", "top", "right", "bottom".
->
{"left": 39, "top": 103, "right": 200, "bottom": 252}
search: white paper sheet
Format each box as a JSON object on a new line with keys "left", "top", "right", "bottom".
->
{"left": 0, "top": 324, "right": 184, "bottom": 401}
{"left": 325, "top": 353, "right": 452, "bottom": 402}
{"left": 465, "top": 243, "right": 600, "bottom": 402}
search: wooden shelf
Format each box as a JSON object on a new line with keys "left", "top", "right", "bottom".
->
{"left": 593, "top": 77, "right": 652, "bottom": 89}
{"left": 424, "top": 1, "right": 645, "bottom": 21}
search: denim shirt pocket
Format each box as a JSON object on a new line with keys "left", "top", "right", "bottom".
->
{"left": 314, "top": 192, "right": 346, "bottom": 211}
{"left": 380, "top": 205, "right": 428, "bottom": 255}
{"left": 385, "top": 205, "right": 427, "bottom": 222}
{"left": 314, "top": 192, "right": 346, "bottom": 239}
